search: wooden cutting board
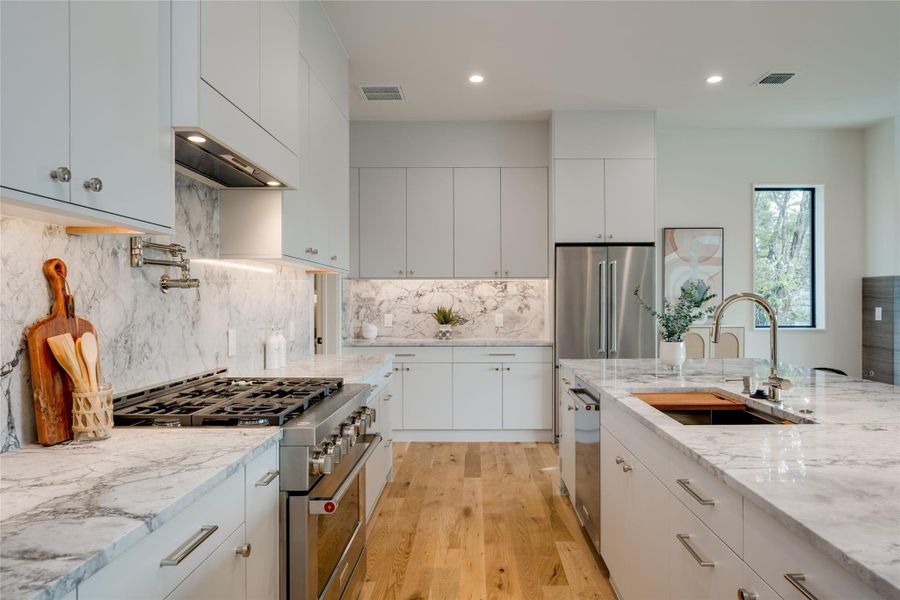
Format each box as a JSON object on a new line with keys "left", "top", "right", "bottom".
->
{"left": 26, "top": 259, "right": 97, "bottom": 446}
{"left": 633, "top": 392, "right": 745, "bottom": 411}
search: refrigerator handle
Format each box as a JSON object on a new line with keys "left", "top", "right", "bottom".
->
{"left": 610, "top": 260, "right": 618, "bottom": 354}
{"left": 599, "top": 260, "right": 606, "bottom": 353}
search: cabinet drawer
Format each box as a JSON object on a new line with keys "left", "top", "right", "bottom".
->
{"left": 361, "top": 361, "right": 393, "bottom": 396}
{"left": 744, "top": 502, "right": 883, "bottom": 600}
{"left": 164, "top": 524, "right": 246, "bottom": 600}
{"left": 79, "top": 470, "right": 245, "bottom": 599}
{"left": 667, "top": 442, "right": 743, "bottom": 556}
{"left": 356, "top": 346, "right": 452, "bottom": 363}
{"left": 453, "top": 346, "right": 551, "bottom": 363}
{"left": 600, "top": 394, "right": 671, "bottom": 482}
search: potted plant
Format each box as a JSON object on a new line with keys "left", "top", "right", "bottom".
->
{"left": 634, "top": 280, "right": 717, "bottom": 369}
{"left": 432, "top": 306, "right": 461, "bottom": 340}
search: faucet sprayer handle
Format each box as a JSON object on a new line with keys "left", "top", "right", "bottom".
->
{"left": 768, "top": 375, "right": 792, "bottom": 390}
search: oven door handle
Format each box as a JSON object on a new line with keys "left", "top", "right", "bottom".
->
{"left": 309, "top": 433, "right": 383, "bottom": 515}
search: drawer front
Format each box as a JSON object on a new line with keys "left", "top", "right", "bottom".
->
{"left": 164, "top": 523, "right": 246, "bottom": 600}
{"left": 361, "top": 361, "right": 393, "bottom": 395}
{"left": 600, "top": 394, "right": 671, "bottom": 483}
{"left": 740, "top": 564, "right": 784, "bottom": 600}
{"left": 744, "top": 502, "right": 883, "bottom": 600}
{"left": 667, "top": 441, "right": 743, "bottom": 556}
{"left": 669, "top": 497, "right": 744, "bottom": 600}
{"left": 453, "top": 346, "right": 552, "bottom": 363}
{"left": 382, "top": 347, "right": 453, "bottom": 363}
{"left": 79, "top": 469, "right": 245, "bottom": 599}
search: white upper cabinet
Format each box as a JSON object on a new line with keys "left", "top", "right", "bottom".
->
{"left": 200, "top": 1, "right": 260, "bottom": 121}
{"left": 501, "top": 168, "right": 548, "bottom": 277}
{"left": 1, "top": 0, "right": 70, "bottom": 204}
{"left": 552, "top": 110, "right": 655, "bottom": 159}
{"left": 69, "top": 0, "right": 173, "bottom": 228}
{"left": 407, "top": 168, "right": 454, "bottom": 278}
{"left": 260, "top": 1, "right": 300, "bottom": 154}
{"left": 359, "top": 168, "right": 407, "bottom": 278}
{"left": 554, "top": 159, "right": 605, "bottom": 243}
{"left": 604, "top": 159, "right": 655, "bottom": 243}
{"left": 349, "top": 168, "right": 360, "bottom": 278}
{"left": 454, "top": 168, "right": 502, "bottom": 278}
{"left": 328, "top": 110, "right": 350, "bottom": 270}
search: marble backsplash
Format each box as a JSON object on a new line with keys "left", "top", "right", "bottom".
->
{"left": 343, "top": 279, "right": 549, "bottom": 340}
{"left": 0, "top": 173, "right": 314, "bottom": 451}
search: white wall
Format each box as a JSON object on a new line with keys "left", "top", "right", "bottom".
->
{"left": 657, "top": 128, "right": 866, "bottom": 375}
{"left": 350, "top": 120, "right": 549, "bottom": 167}
{"left": 863, "top": 117, "right": 900, "bottom": 277}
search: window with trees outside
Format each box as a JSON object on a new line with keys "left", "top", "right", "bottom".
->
{"left": 753, "top": 187, "right": 816, "bottom": 328}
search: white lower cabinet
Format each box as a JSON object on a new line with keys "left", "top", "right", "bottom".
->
{"left": 453, "top": 363, "right": 503, "bottom": 429}
{"left": 365, "top": 383, "right": 394, "bottom": 519}
{"left": 501, "top": 363, "right": 552, "bottom": 429}
{"left": 558, "top": 367, "right": 576, "bottom": 502}
{"left": 165, "top": 524, "right": 246, "bottom": 600}
{"left": 402, "top": 363, "right": 453, "bottom": 429}
{"left": 245, "top": 445, "right": 279, "bottom": 600}
{"left": 739, "top": 564, "right": 783, "bottom": 600}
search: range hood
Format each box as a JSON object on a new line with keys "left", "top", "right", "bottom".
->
{"left": 174, "top": 132, "right": 285, "bottom": 189}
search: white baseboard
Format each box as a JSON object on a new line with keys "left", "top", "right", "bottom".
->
{"left": 392, "top": 429, "right": 553, "bottom": 442}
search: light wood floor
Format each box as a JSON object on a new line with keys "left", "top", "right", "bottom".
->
{"left": 361, "top": 442, "right": 618, "bottom": 600}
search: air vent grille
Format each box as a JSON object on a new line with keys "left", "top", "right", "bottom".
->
{"left": 359, "top": 84, "right": 405, "bottom": 102}
{"left": 755, "top": 72, "right": 796, "bottom": 85}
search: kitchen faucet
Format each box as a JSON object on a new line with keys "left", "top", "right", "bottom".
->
{"left": 711, "top": 293, "right": 792, "bottom": 400}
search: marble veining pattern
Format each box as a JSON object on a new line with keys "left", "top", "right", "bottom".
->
{"left": 343, "top": 278, "right": 548, "bottom": 341}
{"left": 343, "top": 337, "right": 552, "bottom": 347}
{"left": 1, "top": 173, "right": 314, "bottom": 452}
{"left": 561, "top": 358, "right": 900, "bottom": 598}
{"left": 235, "top": 353, "right": 394, "bottom": 381}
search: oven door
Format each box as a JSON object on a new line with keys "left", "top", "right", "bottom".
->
{"left": 284, "top": 433, "right": 382, "bottom": 600}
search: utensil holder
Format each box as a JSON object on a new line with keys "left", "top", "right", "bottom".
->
{"left": 71, "top": 384, "right": 113, "bottom": 442}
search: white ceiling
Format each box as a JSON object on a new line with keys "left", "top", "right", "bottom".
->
{"left": 324, "top": 1, "right": 900, "bottom": 128}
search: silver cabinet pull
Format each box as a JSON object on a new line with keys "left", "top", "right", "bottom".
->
{"left": 255, "top": 469, "right": 279, "bottom": 487}
{"left": 567, "top": 404, "right": 576, "bottom": 411}
{"left": 598, "top": 260, "right": 607, "bottom": 353}
{"left": 609, "top": 260, "right": 618, "bottom": 353}
{"left": 504, "top": 367, "right": 511, "bottom": 371}
{"left": 305, "top": 247, "right": 314, "bottom": 254}
{"left": 675, "top": 533, "right": 715, "bottom": 567}
{"left": 561, "top": 377, "right": 570, "bottom": 385}
{"left": 676, "top": 479, "right": 716, "bottom": 506}
{"left": 49, "top": 166, "right": 71, "bottom": 182}
{"left": 621, "top": 463, "right": 633, "bottom": 473}
{"left": 504, "top": 270, "right": 509, "bottom": 276}
{"left": 408, "top": 270, "right": 414, "bottom": 275}
{"left": 384, "top": 372, "right": 392, "bottom": 378}
{"left": 404, "top": 367, "right": 411, "bottom": 371}
{"left": 491, "top": 367, "right": 501, "bottom": 371}
{"left": 331, "top": 255, "right": 337, "bottom": 261}
{"left": 160, "top": 525, "right": 218, "bottom": 566}
{"left": 398, "top": 269, "right": 404, "bottom": 275}
{"left": 615, "top": 456, "right": 625, "bottom": 464}
{"left": 488, "top": 353, "right": 516, "bottom": 357}
{"left": 395, "top": 353, "right": 416, "bottom": 357}
{"left": 737, "top": 589, "right": 759, "bottom": 600}
{"left": 234, "top": 543, "right": 252, "bottom": 558}
{"left": 83, "top": 177, "right": 103, "bottom": 192}
{"left": 784, "top": 573, "right": 819, "bottom": 600}
{"left": 494, "top": 270, "right": 499, "bottom": 276}
{"left": 383, "top": 394, "right": 392, "bottom": 401}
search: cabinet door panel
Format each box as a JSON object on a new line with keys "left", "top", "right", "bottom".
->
{"left": 600, "top": 428, "right": 628, "bottom": 585}
{"left": 554, "top": 159, "right": 604, "bottom": 243}
{"left": 328, "top": 111, "right": 350, "bottom": 270}
{"left": 306, "top": 72, "right": 338, "bottom": 262}
{"left": 0, "top": 0, "right": 69, "bottom": 203}
{"left": 165, "top": 524, "right": 246, "bottom": 600}
{"left": 402, "top": 364, "right": 452, "bottom": 429}
{"left": 454, "top": 168, "right": 501, "bottom": 278}
{"left": 349, "top": 167, "right": 360, "bottom": 278}
{"left": 628, "top": 458, "right": 670, "bottom": 600}
{"left": 501, "top": 168, "right": 548, "bottom": 277}
{"left": 407, "top": 168, "right": 454, "bottom": 278}
{"left": 392, "top": 365, "right": 405, "bottom": 429}
{"left": 558, "top": 369, "right": 576, "bottom": 502}
{"left": 359, "top": 168, "right": 406, "bottom": 278}
{"left": 604, "top": 158, "right": 654, "bottom": 243}
{"left": 452, "top": 364, "right": 503, "bottom": 429}
{"left": 200, "top": 0, "right": 260, "bottom": 120}
{"left": 70, "top": 0, "right": 173, "bottom": 228}
{"left": 246, "top": 445, "right": 279, "bottom": 600}
{"left": 283, "top": 56, "right": 311, "bottom": 260}
{"left": 260, "top": 1, "right": 300, "bottom": 153}
{"left": 501, "top": 363, "right": 552, "bottom": 429}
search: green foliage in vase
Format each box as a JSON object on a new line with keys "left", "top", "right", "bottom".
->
{"left": 431, "top": 306, "right": 461, "bottom": 326}
{"left": 634, "top": 280, "right": 717, "bottom": 343}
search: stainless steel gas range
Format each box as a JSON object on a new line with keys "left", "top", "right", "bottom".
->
{"left": 113, "top": 370, "right": 377, "bottom": 600}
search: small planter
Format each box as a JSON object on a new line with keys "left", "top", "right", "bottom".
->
{"left": 436, "top": 325, "right": 453, "bottom": 340}
{"left": 659, "top": 340, "right": 686, "bottom": 370}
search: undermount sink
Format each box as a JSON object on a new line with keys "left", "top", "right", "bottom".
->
{"left": 633, "top": 391, "right": 803, "bottom": 426}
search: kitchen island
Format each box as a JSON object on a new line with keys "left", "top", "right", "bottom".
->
{"left": 0, "top": 353, "right": 391, "bottom": 600}
{"left": 560, "top": 358, "right": 900, "bottom": 600}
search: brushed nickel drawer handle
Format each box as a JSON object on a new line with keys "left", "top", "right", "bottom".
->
{"left": 784, "top": 573, "right": 819, "bottom": 600}
{"left": 234, "top": 543, "right": 252, "bottom": 558}
{"left": 675, "top": 533, "right": 715, "bottom": 568}
{"left": 160, "top": 525, "right": 218, "bottom": 566}
{"left": 615, "top": 456, "right": 625, "bottom": 464}
{"left": 737, "top": 589, "right": 759, "bottom": 600}
{"left": 676, "top": 479, "right": 716, "bottom": 506}
{"left": 383, "top": 395, "right": 392, "bottom": 401}
{"left": 395, "top": 353, "right": 416, "bottom": 357}
{"left": 488, "top": 353, "right": 516, "bottom": 356}
{"left": 384, "top": 372, "right": 392, "bottom": 378}
{"left": 255, "top": 469, "right": 279, "bottom": 487}
{"left": 621, "top": 463, "right": 633, "bottom": 473}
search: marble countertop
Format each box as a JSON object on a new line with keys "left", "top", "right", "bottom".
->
{"left": 560, "top": 358, "right": 900, "bottom": 599}
{"left": 343, "top": 337, "right": 553, "bottom": 347}
{"left": 0, "top": 353, "right": 391, "bottom": 600}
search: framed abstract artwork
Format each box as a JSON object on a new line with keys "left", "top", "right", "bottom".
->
{"left": 663, "top": 227, "right": 724, "bottom": 323}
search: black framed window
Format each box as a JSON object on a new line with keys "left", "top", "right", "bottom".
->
{"left": 753, "top": 187, "right": 816, "bottom": 328}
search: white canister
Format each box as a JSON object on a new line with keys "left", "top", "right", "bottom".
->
{"left": 659, "top": 340, "right": 686, "bottom": 370}
{"left": 362, "top": 323, "right": 378, "bottom": 340}
{"left": 265, "top": 328, "right": 281, "bottom": 370}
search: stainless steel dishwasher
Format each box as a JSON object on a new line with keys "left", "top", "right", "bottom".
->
{"left": 568, "top": 384, "right": 601, "bottom": 555}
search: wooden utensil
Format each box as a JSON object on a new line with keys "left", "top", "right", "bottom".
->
{"left": 79, "top": 332, "right": 100, "bottom": 391}
{"left": 47, "top": 333, "right": 88, "bottom": 393}
{"left": 26, "top": 259, "right": 97, "bottom": 445}
{"left": 75, "top": 337, "right": 91, "bottom": 390}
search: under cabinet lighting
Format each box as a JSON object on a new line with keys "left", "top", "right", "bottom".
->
{"left": 186, "top": 134, "right": 207, "bottom": 143}
{"left": 468, "top": 74, "right": 484, "bottom": 83}
{"left": 706, "top": 75, "right": 723, "bottom": 84}
{"left": 191, "top": 259, "right": 274, "bottom": 273}
{"left": 266, "top": 181, "right": 281, "bottom": 187}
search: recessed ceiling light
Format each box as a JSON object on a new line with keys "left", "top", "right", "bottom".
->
{"left": 706, "top": 75, "right": 723, "bottom": 84}
{"left": 468, "top": 74, "right": 484, "bottom": 84}
{"left": 186, "top": 134, "right": 207, "bottom": 143}
{"left": 265, "top": 181, "right": 281, "bottom": 187}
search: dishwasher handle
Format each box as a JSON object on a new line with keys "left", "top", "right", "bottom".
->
{"left": 567, "top": 387, "right": 600, "bottom": 406}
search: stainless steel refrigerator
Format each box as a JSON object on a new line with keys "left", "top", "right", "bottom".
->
{"left": 555, "top": 244, "right": 657, "bottom": 364}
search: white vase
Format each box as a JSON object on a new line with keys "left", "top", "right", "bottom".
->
{"left": 361, "top": 323, "right": 378, "bottom": 340}
{"left": 659, "top": 341, "right": 686, "bottom": 369}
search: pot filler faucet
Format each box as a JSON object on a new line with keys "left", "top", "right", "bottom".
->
{"left": 711, "top": 293, "right": 792, "bottom": 400}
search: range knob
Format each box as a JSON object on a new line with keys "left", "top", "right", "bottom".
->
{"left": 340, "top": 422, "right": 357, "bottom": 447}
{"left": 309, "top": 448, "right": 332, "bottom": 476}
{"left": 350, "top": 414, "right": 366, "bottom": 436}
{"left": 329, "top": 434, "right": 345, "bottom": 462}
{"left": 321, "top": 441, "right": 337, "bottom": 472}
{"left": 362, "top": 406, "right": 376, "bottom": 427}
